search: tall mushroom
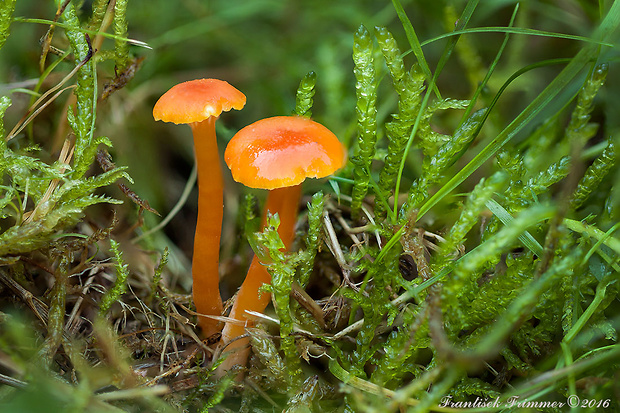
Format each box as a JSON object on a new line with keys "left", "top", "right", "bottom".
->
{"left": 153, "top": 79, "right": 246, "bottom": 338}
{"left": 220, "top": 115, "right": 346, "bottom": 370}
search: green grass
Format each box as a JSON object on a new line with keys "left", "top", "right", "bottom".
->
{"left": 1, "top": 0, "right": 619, "bottom": 412}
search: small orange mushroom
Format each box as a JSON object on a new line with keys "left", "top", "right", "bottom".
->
{"left": 220, "top": 115, "right": 346, "bottom": 370}
{"left": 153, "top": 79, "right": 246, "bottom": 338}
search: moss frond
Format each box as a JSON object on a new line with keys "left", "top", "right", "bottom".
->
{"left": 571, "top": 138, "right": 616, "bottom": 209}
{"left": 299, "top": 191, "right": 325, "bottom": 287}
{"left": 434, "top": 171, "right": 509, "bottom": 268}
{"left": 257, "top": 214, "right": 303, "bottom": 388}
{"left": 113, "top": 0, "right": 130, "bottom": 72}
{"left": 98, "top": 239, "right": 130, "bottom": 314}
{"left": 350, "top": 24, "right": 378, "bottom": 218}
{"left": 374, "top": 26, "right": 425, "bottom": 220}
{"left": 566, "top": 63, "right": 608, "bottom": 145}
{"left": 0, "top": 0, "right": 16, "bottom": 51}
{"left": 405, "top": 107, "right": 486, "bottom": 211}
{"left": 294, "top": 71, "right": 317, "bottom": 119}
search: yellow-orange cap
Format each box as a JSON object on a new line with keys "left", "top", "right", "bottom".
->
{"left": 225, "top": 116, "right": 346, "bottom": 190}
{"left": 153, "top": 79, "right": 246, "bottom": 124}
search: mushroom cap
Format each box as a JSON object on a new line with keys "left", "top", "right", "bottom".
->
{"left": 225, "top": 116, "right": 346, "bottom": 190}
{"left": 153, "top": 79, "right": 246, "bottom": 124}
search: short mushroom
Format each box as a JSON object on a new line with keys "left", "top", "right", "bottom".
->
{"left": 219, "top": 115, "right": 346, "bottom": 370}
{"left": 153, "top": 78, "right": 246, "bottom": 338}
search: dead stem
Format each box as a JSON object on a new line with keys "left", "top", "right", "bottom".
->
{"left": 322, "top": 209, "right": 358, "bottom": 290}
{"left": 7, "top": 35, "right": 94, "bottom": 143}
{"left": 0, "top": 372, "right": 27, "bottom": 389}
{"left": 39, "top": 0, "right": 71, "bottom": 71}
{"left": 23, "top": 136, "right": 75, "bottom": 224}
{"left": 6, "top": 86, "right": 76, "bottom": 142}
{"left": 336, "top": 193, "right": 382, "bottom": 248}
{"left": 144, "top": 345, "right": 200, "bottom": 387}
{"left": 91, "top": 0, "right": 116, "bottom": 53}
{"left": 65, "top": 273, "right": 95, "bottom": 334}
{"left": 0, "top": 270, "right": 74, "bottom": 346}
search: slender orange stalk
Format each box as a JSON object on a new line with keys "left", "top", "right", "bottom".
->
{"left": 190, "top": 118, "right": 224, "bottom": 338}
{"left": 218, "top": 185, "right": 302, "bottom": 368}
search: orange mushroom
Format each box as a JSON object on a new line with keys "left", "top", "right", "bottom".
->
{"left": 153, "top": 79, "right": 246, "bottom": 338}
{"left": 219, "top": 115, "right": 346, "bottom": 370}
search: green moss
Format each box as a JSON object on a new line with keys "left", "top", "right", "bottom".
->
{"left": 0, "top": 0, "right": 16, "bottom": 51}
{"left": 350, "top": 24, "right": 378, "bottom": 218}
{"left": 571, "top": 139, "right": 616, "bottom": 209}
{"left": 99, "top": 239, "right": 130, "bottom": 315}
{"left": 374, "top": 26, "right": 425, "bottom": 220}
{"left": 294, "top": 71, "right": 317, "bottom": 119}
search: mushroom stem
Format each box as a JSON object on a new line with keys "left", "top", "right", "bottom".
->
{"left": 190, "top": 117, "right": 224, "bottom": 338}
{"left": 263, "top": 184, "right": 302, "bottom": 248}
{"left": 218, "top": 184, "right": 302, "bottom": 371}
